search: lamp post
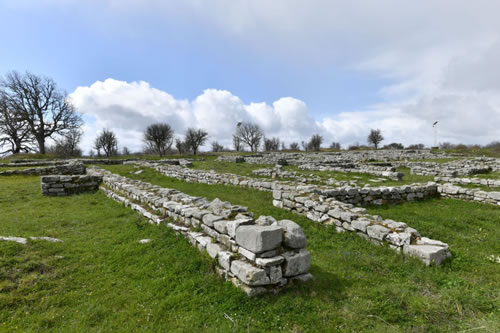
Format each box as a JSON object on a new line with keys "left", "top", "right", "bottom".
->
{"left": 432, "top": 121, "right": 439, "bottom": 148}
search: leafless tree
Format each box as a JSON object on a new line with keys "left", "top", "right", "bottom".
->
{"left": 48, "top": 129, "right": 82, "bottom": 156}
{"left": 143, "top": 123, "right": 174, "bottom": 156}
{"left": 175, "top": 138, "right": 185, "bottom": 155}
{"left": 308, "top": 134, "right": 323, "bottom": 151}
{"left": 122, "top": 146, "right": 131, "bottom": 156}
{"left": 0, "top": 71, "right": 82, "bottom": 154}
{"left": 0, "top": 96, "right": 34, "bottom": 155}
{"left": 232, "top": 135, "right": 242, "bottom": 152}
{"left": 367, "top": 129, "right": 384, "bottom": 149}
{"left": 211, "top": 141, "right": 224, "bottom": 152}
{"left": 235, "top": 122, "right": 263, "bottom": 152}
{"left": 184, "top": 128, "right": 208, "bottom": 155}
{"left": 289, "top": 142, "right": 300, "bottom": 151}
{"left": 94, "top": 129, "right": 118, "bottom": 157}
{"left": 263, "top": 137, "right": 281, "bottom": 151}
{"left": 329, "top": 142, "right": 341, "bottom": 150}
{"left": 407, "top": 143, "right": 425, "bottom": 149}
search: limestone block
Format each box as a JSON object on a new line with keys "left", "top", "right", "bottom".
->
{"left": 385, "top": 232, "right": 411, "bottom": 247}
{"left": 255, "top": 215, "right": 277, "bottom": 226}
{"left": 403, "top": 245, "right": 451, "bottom": 265}
{"left": 282, "top": 249, "right": 310, "bottom": 277}
{"left": 276, "top": 219, "right": 306, "bottom": 248}
{"left": 366, "top": 224, "right": 391, "bottom": 241}
{"left": 218, "top": 251, "right": 233, "bottom": 271}
{"left": 255, "top": 256, "right": 284, "bottom": 267}
{"left": 351, "top": 219, "right": 371, "bottom": 233}
{"left": 235, "top": 225, "right": 283, "bottom": 253}
{"left": 226, "top": 218, "right": 254, "bottom": 238}
{"left": 230, "top": 260, "right": 270, "bottom": 286}
{"left": 213, "top": 220, "right": 228, "bottom": 234}
{"left": 206, "top": 243, "right": 223, "bottom": 258}
{"left": 202, "top": 214, "right": 223, "bottom": 227}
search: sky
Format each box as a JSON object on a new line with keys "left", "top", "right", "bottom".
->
{"left": 1, "top": 0, "right": 500, "bottom": 153}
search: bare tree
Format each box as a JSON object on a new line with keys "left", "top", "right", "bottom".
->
{"left": 211, "top": 141, "right": 224, "bottom": 152}
{"left": 289, "top": 142, "right": 300, "bottom": 151}
{"left": 0, "top": 96, "right": 34, "bottom": 155}
{"left": 184, "top": 128, "right": 208, "bottom": 155}
{"left": 94, "top": 129, "right": 118, "bottom": 157}
{"left": 122, "top": 146, "right": 131, "bottom": 156}
{"left": 234, "top": 122, "right": 263, "bottom": 152}
{"left": 0, "top": 71, "right": 82, "bottom": 154}
{"left": 367, "top": 129, "right": 384, "bottom": 149}
{"left": 329, "top": 142, "right": 341, "bottom": 150}
{"left": 143, "top": 123, "right": 174, "bottom": 156}
{"left": 263, "top": 137, "right": 280, "bottom": 152}
{"left": 48, "top": 129, "right": 82, "bottom": 156}
{"left": 175, "top": 138, "right": 185, "bottom": 155}
{"left": 407, "top": 143, "right": 425, "bottom": 149}
{"left": 232, "top": 135, "right": 242, "bottom": 152}
{"left": 308, "top": 134, "right": 323, "bottom": 151}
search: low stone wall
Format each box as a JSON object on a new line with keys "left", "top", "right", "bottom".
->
{"left": 139, "top": 162, "right": 436, "bottom": 206}
{"left": 298, "top": 163, "right": 403, "bottom": 180}
{"left": 435, "top": 176, "right": 500, "bottom": 188}
{"left": 272, "top": 189, "right": 451, "bottom": 265}
{"left": 216, "top": 150, "right": 449, "bottom": 166}
{"left": 438, "top": 183, "right": 500, "bottom": 206}
{"left": 409, "top": 158, "right": 496, "bottom": 177}
{"left": 41, "top": 174, "right": 102, "bottom": 196}
{"left": 92, "top": 167, "right": 312, "bottom": 296}
{"left": 0, "top": 162, "right": 86, "bottom": 176}
{"left": 128, "top": 161, "right": 450, "bottom": 265}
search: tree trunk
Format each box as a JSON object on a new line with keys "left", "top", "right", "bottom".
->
{"left": 37, "top": 137, "right": 46, "bottom": 154}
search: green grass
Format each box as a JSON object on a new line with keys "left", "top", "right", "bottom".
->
{"left": 191, "top": 158, "right": 272, "bottom": 177}
{"left": 96, "top": 164, "right": 499, "bottom": 332}
{"left": 2, "top": 169, "right": 499, "bottom": 332}
{"left": 0, "top": 166, "right": 34, "bottom": 172}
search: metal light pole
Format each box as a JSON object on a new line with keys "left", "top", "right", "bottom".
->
{"left": 432, "top": 121, "right": 439, "bottom": 147}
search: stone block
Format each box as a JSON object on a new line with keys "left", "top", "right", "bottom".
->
{"left": 366, "top": 224, "right": 391, "bottom": 241}
{"left": 226, "top": 218, "right": 254, "bottom": 238}
{"left": 403, "top": 245, "right": 451, "bottom": 265}
{"left": 235, "top": 225, "right": 283, "bottom": 253}
{"left": 206, "top": 243, "right": 223, "bottom": 258}
{"left": 276, "top": 219, "right": 306, "bottom": 248}
{"left": 218, "top": 251, "right": 233, "bottom": 271}
{"left": 202, "top": 214, "right": 223, "bottom": 227}
{"left": 282, "top": 249, "right": 310, "bottom": 277}
{"left": 230, "top": 260, "right": 270, "bottom": 286}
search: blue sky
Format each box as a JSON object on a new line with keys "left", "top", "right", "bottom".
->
{"left": 1, "top": 1, "right": 500, "bottom": 152}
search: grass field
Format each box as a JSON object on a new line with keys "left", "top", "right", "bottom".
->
{"left": 1, "top": 167, "right": 499, "bottom": 332}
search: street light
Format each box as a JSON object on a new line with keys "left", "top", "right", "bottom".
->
{"left": 432, "top": 121, "right": 439, "bottom": 148}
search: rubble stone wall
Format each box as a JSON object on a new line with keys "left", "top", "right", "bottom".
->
{"left": 41, "top": 174, "right": 102, "bottom": 196}
{"left": 90, "top": 167, "right": 312, "bottom": 296}
{"left": 0, "top": 162, "right": 86, "bottom": 176}
{"left": 271, "top": 189, "right": 451, "bottom": 265}
{"left": 438, "top": 183, "right": 500, "bottom": 206}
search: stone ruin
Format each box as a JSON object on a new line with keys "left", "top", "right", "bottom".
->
{"left": 91, "top": 167, "right": 312, "bottom": 296}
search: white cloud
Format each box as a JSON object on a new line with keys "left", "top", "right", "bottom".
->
{"left": 49, "top": 1, "right": 500, "bottom": 150}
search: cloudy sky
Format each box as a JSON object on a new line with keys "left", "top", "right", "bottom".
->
{"left": 1, "top": 0, "right": 499, "bottom": 153}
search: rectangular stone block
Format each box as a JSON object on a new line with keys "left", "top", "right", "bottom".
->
{"left": 235, "top": 225, "right": 283, "bottom": 253}
{"left": 230, "top": 260, "right": 270, "bottom": 286}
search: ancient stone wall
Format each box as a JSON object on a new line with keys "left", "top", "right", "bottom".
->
{"left": 138, "top": 161, "right": 437, "bottom": 206}
{"left": 435, "top": 176, "right": 500, "bottom": 188}
{"left": 128, "top": 161, "right": 449, "bottom": 265}
{"left": 408, "top": 158, "right": 496, "bottom": 177}
{"left": 0, "top": 162, "right": 86, "bottom": 176}
{"left": 438, "top": 183, "right": 500, "bottom": 205}
{"left": 91, "top": 167, "right": 312, "bottom": 296}
{"left": 41, "top": 174, "right": 102, "bottom": 196}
